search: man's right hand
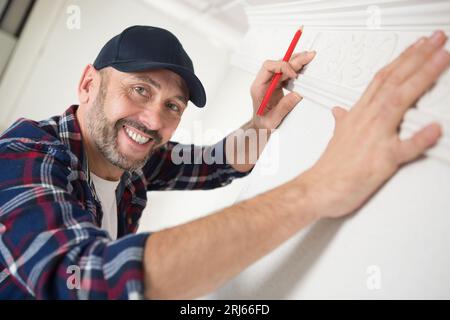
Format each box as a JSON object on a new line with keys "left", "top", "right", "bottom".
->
{"left": 297, "top": 30, "right": 450, "bottom": 219}
{"left": 143, "top": 31, "right": 450, "bottom": 300}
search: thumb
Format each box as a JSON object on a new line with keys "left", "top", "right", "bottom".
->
{"left": 332, "top": 106, "right": 348, "bottom": 122}
{"left": 265, "top": 92, "right": 302, "bottom": 127}
{"left": 331, "top": 106, "right": 348, "bottom": 133}
{"left": 396, "top": 122, "right": 442, "bottom": 165}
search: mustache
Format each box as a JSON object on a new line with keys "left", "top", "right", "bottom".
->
{"left": 117, "top": 119, "right": 162, "bottom": 145}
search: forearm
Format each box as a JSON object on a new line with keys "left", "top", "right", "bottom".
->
{"left": 225, "top": 120, "right": 272, "bottom": 173}
{"left": 143, "top": 176, "right": 318, "bottom": 299}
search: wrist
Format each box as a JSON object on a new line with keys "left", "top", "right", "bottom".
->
{"left": 249, "top": 118, "right": 273, "bottom": 138}
{"left": 295, "top": 165, "right": 358, "bottom": 220}
{"left": 285, "top": 173, "right": 322, "bottom": 223}
{"left": 291, "top": 168, "right": 328, "bottom": 221}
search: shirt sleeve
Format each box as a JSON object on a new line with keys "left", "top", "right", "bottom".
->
{"left": 144, "top": 137, "right": 253, "bottom": 191}
{"left": 0, "top": 141, "right": 150, "bottom": 299}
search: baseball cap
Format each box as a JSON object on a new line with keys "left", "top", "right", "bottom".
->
{"left": 93, "top": 25, "right": 206, "bottom": 107}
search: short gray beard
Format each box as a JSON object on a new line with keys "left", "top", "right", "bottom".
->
{"left": 86, "top": 77, "right": 153, "bottom": 172}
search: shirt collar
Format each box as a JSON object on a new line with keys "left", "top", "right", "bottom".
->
{"left": 58, "top": 105, "right": 89, "bottom": 177}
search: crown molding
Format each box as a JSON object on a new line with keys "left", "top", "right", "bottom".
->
{"left": 232, "top": 0, "right": 450, "bottom": 164}
{"left": 245, "top": 0, "right": 450, "bottom": 30}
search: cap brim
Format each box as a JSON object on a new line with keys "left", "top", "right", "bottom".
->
{"left": 109, "top": 61, "right": 206, "bottom": 107}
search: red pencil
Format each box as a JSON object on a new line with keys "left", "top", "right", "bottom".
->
{"left": 256, "top": 27, "right": 303, "bottom": 116}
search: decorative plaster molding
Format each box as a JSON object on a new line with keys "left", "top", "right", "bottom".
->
{"left": 232, "top": 0, "right": 450, "bottom": 164}
{"left": 245, "top": 0, "right": 450, "bottom": 30}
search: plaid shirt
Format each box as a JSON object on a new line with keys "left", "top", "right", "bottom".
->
{"left": 0, "top": 105, "right": 250, "bottom": 299}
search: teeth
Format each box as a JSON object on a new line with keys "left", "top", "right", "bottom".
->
{"left": 125, "top": 127, "right": 150, "bottom": 145}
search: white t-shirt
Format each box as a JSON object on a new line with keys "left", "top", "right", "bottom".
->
{"left": 90, "top": 172, "right": 120, "bottom": 240}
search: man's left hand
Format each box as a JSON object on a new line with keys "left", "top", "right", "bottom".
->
{"left": 250, "top": 51, "right": 316, "bottom": 130}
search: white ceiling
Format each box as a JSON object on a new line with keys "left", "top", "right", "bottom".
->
{"left": 178, "top": 0, "right": 277, "bottom": 33}
{"left": 142, "top": 0, "right": 279, "bottom": 49}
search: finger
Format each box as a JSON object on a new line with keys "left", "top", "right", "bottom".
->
{"left": 288, "top": 51, "right": 312, "bottom": 62}
{"left": 289, "top": 51, "right": 316, "bottom": 72}
{"left": 390, "top": 48, "right": 450, "bottom": 123}
{"left": 396, "top": 122, "right": 442, "bottom": 164}
{"left": 278, "top": 51, "right": 316, "bottom": 85}
{"left": 380, "top": 31, "right": 447, "bottom": 92}
{"left": 354, "top": 36, "right": 427, "bottom": 109}
{"left": 256, "top": 60, "right": 298, "bottom": 85}
{"left": 290, "top": 52, "right": 305, "bottom": 59}
{"left": 279, "top": 62, "right": 298, "bottom": 82}
{"left": 265, "top": 92, "right": 302, "bottom": 125}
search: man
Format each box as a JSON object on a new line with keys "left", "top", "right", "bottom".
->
{"left": 0, "top": 25, "right": 448, "bottom": 299}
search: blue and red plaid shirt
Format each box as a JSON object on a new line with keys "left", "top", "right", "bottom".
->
{"left": 0, "top": 105, "right": 250, "bottom": 299}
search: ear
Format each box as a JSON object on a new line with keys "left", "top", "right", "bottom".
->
{"left": 78, "top": 64, "right": 99, "bottom": 104}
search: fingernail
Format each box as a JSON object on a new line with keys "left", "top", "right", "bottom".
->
{"left": 309, "top": 51, "right": 316, "bottom": 56}
{"left": 431, "top": 30, "right": 445, "bottom": 45}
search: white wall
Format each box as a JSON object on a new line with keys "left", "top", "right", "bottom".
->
{"left": 209, "top": 0, "right": 450, "bottom": 299}
{"left": 0, "top": 29, "right": 16, "bottom": 79}
{"left": 0, "top": 0, "right": 255, "bottom": 233}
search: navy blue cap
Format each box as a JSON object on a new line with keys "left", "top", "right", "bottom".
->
{"left": 93, "top": 25, "right": 206, "bottom": 107}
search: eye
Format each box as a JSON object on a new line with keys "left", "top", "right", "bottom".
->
{"left": 166, "top": 102, "right": 180, "bottom": 113}
{"left": 133, "top": 86, "right": 148, "bottom": 97}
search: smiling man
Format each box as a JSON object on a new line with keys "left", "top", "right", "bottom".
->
{"left": 0, "top": 25, "right": 448, "bottom": 299}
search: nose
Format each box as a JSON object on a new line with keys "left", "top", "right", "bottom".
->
{"left": 139, "top": 103, "right": 165, "bottom": 132}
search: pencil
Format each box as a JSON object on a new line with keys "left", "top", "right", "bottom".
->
{"left": 256, "top": 27, "right": 303, "bottom": 116}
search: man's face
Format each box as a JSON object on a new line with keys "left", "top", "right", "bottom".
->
{"left": 86, "top": 68, "right": 189, "bottom": 171}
